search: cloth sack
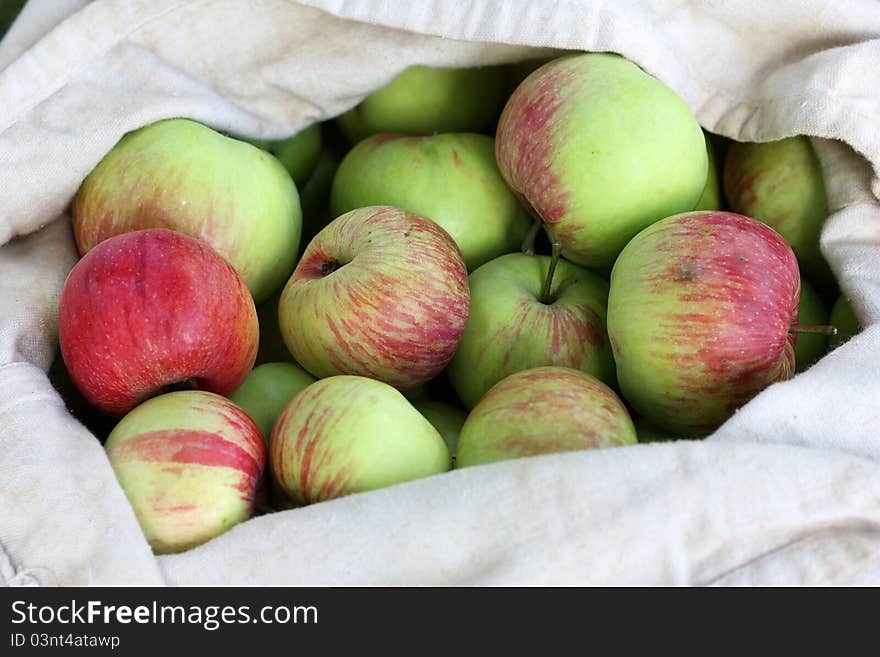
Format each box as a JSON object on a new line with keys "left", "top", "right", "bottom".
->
{"left": 2, "top": 0, "right": 880, "bottom": 586}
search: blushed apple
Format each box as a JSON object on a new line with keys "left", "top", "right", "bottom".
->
{"left": 456, "top": 367, "right": 637, "bottom": 468}
{"left": 270, "top": 376, "right": 450, "bottom": 505}
{"left": 278, "top": 206, "right": 470, "bottom": 390}
{"left": 229, "top": 362, "right": 316, "bottom": 441}
{"left": 607, "top": 211, "right": 816, "bottom": 436}
{"left": 723, "top": 136, "right": 833, "bottom": 293}
{"left": 105, "top": 390, "right": 265, "bottom": 554}
{"left": 330, "top": 133, "right": 531, "bottom": 271}
{"left": 73, "top": 118, "right": 302, "bottom": 303}
{"left": 58, "top": 229, "right": 258, "bottom": 416}
{"left": 447, "top": 251, "right": 614, "bottom": 409}
{"left": 496, "top": 52, "right": 707, "bottom": 269}
{"left": 337, "top": 65, "right": 508, "bottom": 142}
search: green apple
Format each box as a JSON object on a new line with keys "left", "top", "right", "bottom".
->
{"left": 270, "top": 376, "right": 450, "bottom": 505}
{"left": 298, "top": 148, "right": 343, "bottom": 251}
{"left": 248, "top": 123, "right": 322, "bottom": 187}
{"left": 73, "top": 118, "right": 302, "bottom": 303}
{"left": 695, "top": 132, "right": 722, "bottom": 211}
{"left": 456, "top": 367, "right": 637, "bottom": 468}
{"left": 336, "top": 65, "right": 508, "bottom": 142}
{"left": 795, "top": 278, "right": 828, "bottom": 372}
{"left": 723, "top": 136, "right": 833, "bottom": 293}
{"left": 496, "top": 52, "right": 707, "bottom": 269}
{"left": 331, "top": 133, "right": 531, "bottom": 271}
{"left": 447, "top": 251, "right": 614, "bottom": 409}
{"left": 228, "top": 362, "right": 316, "bottom": 441}
{"left": 828, "top": 295, "right": 861, "bottom": 350}
{"left": 607, "top": 211, "right": 802, "bottom": 436}
{"left": 413, "top": 399, "right": 467, "bottom": 459}
{"left": 633, "top": 417, "right": 680, "bottom": 443}
{"left": 105, "top": 390, "right": 266, "bottom": 554}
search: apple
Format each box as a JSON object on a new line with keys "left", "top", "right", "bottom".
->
{"left": 247, "top": 123, "right": 322, "bottom": 187}
{"left": 694, "top": 132, "right": 722, "bottom": 211}
{"left": 104, "top": 390, "right": 265, "bottom": 554}
{"left": 794, "top": 278, "right": 828, "bottom": 372}
{"left": 229, "top": 362, "right": 316, "bottom": 441}
{"left": 330, "top": 133, "right": 531, "bottom": 271}
{"left": 278, "top": 205, "right": 470, "bottom": 390}
{"left": 336, "top": 65, "right": 508, "bottom": 143}
{"left": 270, "top": 375, "right": 450, "bottom": 505}
{"left": 606, "top": 210, "right": 824, "bottom": 436}
{"left": 495, "top": 52, "right": 707, "bottom": 269}
{"left": 73, "top": 118, "right": 302, "bottom": 303}
{"left": 828, "top": 295, "right": 861, "bottom": 350}
{"left": 254, "top": 289, "right": 292, "bottom": 365}
{"left": 298, "top": 148, "right": 343, "bottom": 251}
{"left": 723, "top": 136, "right": 833, "bottom": 293}
{"left": 456, "top": 366, "right": 637, "bottom": 468}
{"left": 447, "top": 250, "right": 614, "bottom": 409}
{"left": 412, "top": 399, "right": 468, "bottom": 460}
{"left": 633, "top": 417, "right": 680, "bottom": 443}
{"left": 58, "top": 228, "right": 259, "bottom": 416}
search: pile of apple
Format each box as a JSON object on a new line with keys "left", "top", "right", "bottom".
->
{"left": 52, "top": 53, "right": 860, "bottom": 554}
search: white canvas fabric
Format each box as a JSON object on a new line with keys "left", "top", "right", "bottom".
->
{"left": 1, "top": 0, "right": 880, "bottom": 586}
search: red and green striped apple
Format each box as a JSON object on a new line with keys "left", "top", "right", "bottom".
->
{"left": 105, "top": 390, "right": 266, "bottom": 554}
{"left": 73, "top": 118, "right": 302, "bottom": 303}
{"left": 278, "top": 206, "right": 469, "bottom": 390}
{"left": 456, "top": 366, "right": 637, "bottom": 468}
{"left": 58, "top": 229, "right": 258, "bottom": 416}
{"left": 270, "top": 376, "right": 450, "bottom": 505}
{"left": 607, "top": 211, "right": 812, "bottom": 436}
{"left": 330, "top": 133, "right": 531, "bottom": 271}
{"left": 447, "top": 251, "right": 614, "bottom": 409}
{"left": 496, "top": 52, "right": 707, "bottom": 269}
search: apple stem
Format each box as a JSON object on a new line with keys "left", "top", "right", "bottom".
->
{"left": 521, "top": 217, "right": 542, "bottom": 256}
{"left": 540, "top": 242, "right": 563, "bottom": 305}
{"left": 789, "top": 324, "right": 838, "bottom": 336}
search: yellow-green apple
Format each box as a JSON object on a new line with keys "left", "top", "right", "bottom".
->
{"left": 73, "top": 118, "right": 302, "bottom": 303}
{"left": 270, "top": 376, "right": 450, "bottom": 505}
{"left": 447, "top": 251, "right": 614, "bottom": 409}
{"left": 331, "top": 133, "right": 530, "bottom": 271}
{"left": 247, "top": 123, "right": 323, "bottom": 187}
{"left": 58, "top": 229, "right": 258, "bottom": 416}
{"left": 229, "top": 362, "right": 316, "bottom": 442}
{"left": 337, "top": 65, "right": 508, "bottom": 143}
{"left": 456, "top": 366, "right": 636, "bottom": 468}
{"left": 695, "top": 132, "right": 722, "bottom": 211}
{"left": 828, "top": 295, "right": 861, "bottom": 350}
{"left": 723, "top": 136, "right": 833, "bottom": 293}
{"left": 278, "top": 206, "right": 469, "bottom": 389}
{"left": 607, "top": 210, "right": 831, "bottom": 436}
{"left": 495, "top": 53, "right": 707, "bottom": 269}
{"left": 413, "top": 399, "right": 468, "bottom": 461}
{"left": 794, "top": 278, "right": 828, "bottom": 372}
{"left": 105, "top": 390, "right": 265, "bottom": 554}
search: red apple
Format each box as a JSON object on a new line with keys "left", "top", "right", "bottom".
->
{"left": 58, "top": 228, "right": 258, "bottom": 416}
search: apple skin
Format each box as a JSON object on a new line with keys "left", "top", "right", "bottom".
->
{"left": 456, "top": 367, "right": 637, "bottom": 468}
{"left": 723, "top": 136, "right": 832, "bottom": 293}
{"left": 607, "top": 211, "right": 800, "bottom": 436}
{"left": 337, "top": 65, "right": 508, "bottom": 142}
{"left": 330, "top": 133, "right": 531, "bottom": 271}
{"left": 278, "top": 206, "right": 470, "bottom": 390}
{"left": 828, "top": 295, "right": 861, "bottom": 350}
{"left": 58, "top": 229, "right": 259, "bottom": 416}
{"left": 270, "top": 376, "right": 450, "bottom": 505}
{"left": 229, "top": 362, "right": 316, "bottom": 442}
{"left": 247, "top": 123, "right": 323, "bottom": 187}
{"left": 694, "top": 132, "right": 722, "bottom": 211}
{"left": 412, "top": 399, "right": 468, "bottom": 460}
{"left": 794, "top": 278, "right": 828, "bottom": 372}
{"left": 104, "top": 390, "right": 265, "bottom": 554}
{"left": 495, "top": 52, "right": 707, "bottom": 269}
{"left": 447, "top": 252, "right": 614, "bottom": 409}
{"left": 72, "top": 118, "right": 302, "bottom": 303}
